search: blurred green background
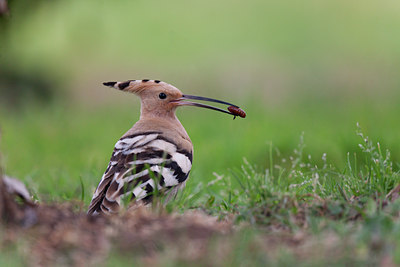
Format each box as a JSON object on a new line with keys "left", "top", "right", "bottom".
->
{"left": 1, "top": 0, "right": 400, "bottom": 202}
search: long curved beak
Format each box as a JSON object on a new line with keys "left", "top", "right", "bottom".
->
{"left": 172, "top": 95, "right": 246, "bottom": 118}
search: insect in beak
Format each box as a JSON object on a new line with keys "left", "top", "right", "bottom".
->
{"left": 172, "top": 95, "right": 246, "bottom": 119}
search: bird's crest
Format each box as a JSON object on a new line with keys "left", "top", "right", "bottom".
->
{"left": 103, "top": 79, "right": 165, "bottom": 94}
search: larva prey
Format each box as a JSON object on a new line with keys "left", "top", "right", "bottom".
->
{"left": 227, "top": 106, "right": 246, "bottom": 119}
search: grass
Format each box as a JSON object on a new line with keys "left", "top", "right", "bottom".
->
{"left": 202, "top": 126, "right": 400, "bottom": 224}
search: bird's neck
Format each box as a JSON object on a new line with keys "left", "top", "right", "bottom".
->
{"left": 139, "top": 107, "right": 179, "bottom": 123}
{"left": 124, "top": 111, "right": 192, "bottom": 151}
{"left": 140, "top": 107, "right": 176, "bottom": 120}
{"left": 137, "top": 112, "right": 190, "bottom": 140}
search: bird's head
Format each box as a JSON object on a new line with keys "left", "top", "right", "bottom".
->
{"left": 103, "top": 79, "right": 246, "bottom": 119}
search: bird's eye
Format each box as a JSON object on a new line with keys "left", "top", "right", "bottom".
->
{"left": 159, "top": 92, "right": 167, "bottom": 99}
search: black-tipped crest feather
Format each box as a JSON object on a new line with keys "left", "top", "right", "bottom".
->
{"left": 103, "top": 81, "right": 117, "bottom": 87}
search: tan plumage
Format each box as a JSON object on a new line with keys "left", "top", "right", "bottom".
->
{"left": 88, "top": 79, "right": 244, "bottom": 215}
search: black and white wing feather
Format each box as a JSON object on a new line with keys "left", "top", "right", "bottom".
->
{"left": 88, "top": 132, "right": 192, "bottom": 215}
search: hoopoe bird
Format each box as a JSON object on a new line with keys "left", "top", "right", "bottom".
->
{"left": 87, "top": 79, "right": 245, "bottom": 215}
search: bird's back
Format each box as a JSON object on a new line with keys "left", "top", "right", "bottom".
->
{"left": 88, "top": 118, "right": 193, "bottom": 215}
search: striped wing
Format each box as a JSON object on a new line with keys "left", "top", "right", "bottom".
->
{"left": 88, "top": 132, "right": 192, "bottom": 215}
